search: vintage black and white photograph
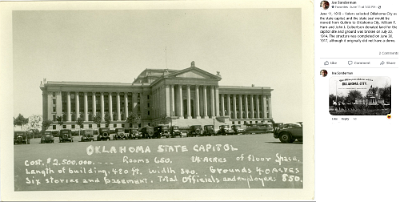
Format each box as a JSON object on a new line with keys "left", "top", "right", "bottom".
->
{"left": 2, "top": 1, "right": 313, "bottom": 201}
{"left": 329, "top": 76, "right": 391, "bottom": 115}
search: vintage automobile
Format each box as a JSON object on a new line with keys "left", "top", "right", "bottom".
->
{"left": 113, "top": 128, "right": 126, "bottom": 140}
{"left": 231, "top": 124, "right": 245, "bottom": 134}
{"left": 140, "top": 126, "right": 155, "bottom": 139}
{"left": 154, "top": 125, "right": 170, "bottom": 138}
{"left": 203, "top": 125, "right": 215, "bottom": 136}
{"left": 41, "top": 131, "right": 54, "bottom": 143}
{"left": 273, "top": 122, "right": 303, "bottom": 143}
{"left": 217, "top": 125, "right": 235, "bottom": 135}
{"left": 188, "top": 125, "right": 203, "bottom": 137}
{"left": 125, "top": 128, "right": 140, "bottom": 139}
{"left": 81, "top": 129, "right": 95, "bottom": 142}
{"left": 97, "top": 128, "right": 111, "bottom": 141}
{"left": 169, "top": 125, "right": 182, "bottom": 138}
{"left": 14, "top": 131, "right": 30, "bottom": 145}
{"left": 59, "top": 129, "right": 73, "bottom": 143}
{"left": 245, "top": 123, "right": 273, "bottom": 134}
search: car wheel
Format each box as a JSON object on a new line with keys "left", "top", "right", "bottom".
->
{"left": 279, "top": 133, "right": 292, "bottom": 143}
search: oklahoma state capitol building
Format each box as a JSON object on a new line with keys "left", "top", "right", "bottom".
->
{"left": 40, "top": 62, "right": 273, "bottom": 130}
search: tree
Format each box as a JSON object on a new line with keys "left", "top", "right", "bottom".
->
{"left": 160, "top": 114, "right": 171, "bottom": 126}
{"left": 14, "top": 114, "right": 29, "bottom": 129}
{"left": 126, "top": 113, "right": 141, "bottom": 128}
{"left": 75, "top": 117, "right": 84, "bottom": 136}
{"left": 379, "top": 85, "right": 391, "bottom": 104}
{"left": 56, "top": 116, "right": 64, "bottom": 129}
{"left": 347, "top": 90, "right": 362, "bottom": 102}
{"left": 104, "top": 113, "right": 111, "bottom": 128}
{"left": 329, "top": 94, "right": 336, "bottom": 106}
{"left": 42, "top": 120, "right": 53, "bottom": 131}
{"left": 93, "top": 114, "right": 102, "bottom": 128}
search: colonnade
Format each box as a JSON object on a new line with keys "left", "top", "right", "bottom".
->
{"left": 61, "top": 92, "right": 137, "bottom": 122}
{"left": 219, "top": 94, "right": 271, "bottom": 119}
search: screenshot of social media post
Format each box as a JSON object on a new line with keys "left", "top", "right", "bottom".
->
{"left": 315, "top": 0, "right": 399, "bottom": 201}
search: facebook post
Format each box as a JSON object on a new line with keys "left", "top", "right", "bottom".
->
{"left": 316, "top": 0, "right": 399, "bottom": 201}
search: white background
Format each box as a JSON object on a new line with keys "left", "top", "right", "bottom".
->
{"left": 315, "top": 0, "right": 399, "bottom": 201}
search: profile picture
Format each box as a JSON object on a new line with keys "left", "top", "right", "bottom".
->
{"left": 320, "top": 69, "right": 328, "bottom": 77}
{"left": 320, "top": 1, "right": 330, "bottom": 10}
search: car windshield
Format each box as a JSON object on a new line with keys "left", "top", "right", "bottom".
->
{"left": 172, "top": 126, "right": 179, "bottom": 130}
{"left": 44, "top": 132, "right": 51, "bottom": 135}
{"left": 15, "top": 132, "right": 25, "bottom": 136}
{"left": 85, "top": 130, "right": 93, "bottom": 135}
{"left": 60, "top": 130, "right": 70, "bottom": 134}
{"left": 234, "top": 125, "right": 241, "bottom": 128}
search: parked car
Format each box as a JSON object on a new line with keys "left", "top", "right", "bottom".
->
{"left": 81, "top": 129, "right": 95, "bottom": 142}
{"left": 245, "top": 123, "right": 273, "bottom": 134}
{"left": 231, "top": 124, "right": 245, "bottom": 134}
{"left": 140, "top": 126, "right": 154, "bottom": 139}
{"left": 203, "top": 125, "right": 215, "bottom": 136}
{"left": 154, "top": 125, "right": 170, "bottom": 138}
{"left": 113, "top": 128, "right": 126, "bottom": 140}
{"left": 14, "top": 131, "right": 30, "bottom": 145}
{"left": 59, "top": 129, "right": 73, "bottom": 143}
{"left": 217, "top": 125, "right": 235, "bottom": 135}
{"left": 125, "top": 128, "right": 140, "bottom": 139}
{"left": 97, "top": 128, "right": 111, "bottom": 141}
{"left": 41, "top": 131, "right": 54, "bottom": 143}
{"left": 188, "top": 125, "right": 203, "bottom": 137}
{"left": 273, "top": 122, "right": 303, "bottom": 143}
{"left": 169, "top": 126, "right": 182, "bottom": 138}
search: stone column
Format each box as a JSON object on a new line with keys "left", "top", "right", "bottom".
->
{"left": 84, "top": 92, "right": 88, "bottom": 121}
{"left": 187, "top": 85, "right": 192, "bottom": 119}
{"left": 195, "top": 85, "right": 200, "bottom": 119}
{"left": 268, "top": 96, "right": 272, "bottom": 118}
{"left": 170, "top": 85, "right": 175, "bottom": 116}
{"left": 244, "top": 95, "right": 248, "bottom": 119}
{"left": 203, "top": 86, "right": 208, "bottom": 118}
{"left": 215, "top": 86, "right": 220, "bottom": 116}
{"left": 124, "top": 93, "right": 128, "bottom": 119}
{"left": 133, "top": 93, "right": 137, "bottom": 114}
{"left": 92, "top": 92, "right": 96, "bottom": 117}
{"left": 221, "top": 94, "right": 225, "bottom": 116}
{"left": 227, "top": 94, "right": 231, "bottom": 118}
{"left": 262, "top": 95, "right": 267, "bottom": 119}
{"left": 117, "top": 93, "right": 121, "bottom": 121}
{"left": 165, "top": 85, "right": 170, "bottom": 117}
{"left": 178, "top": 85, "right": 183, "bottom": 119}
{"left": 210, "top": 86, "right": 215, "bottom": 118}
{"left": 256, "top": 95, "right": 260, "bottom": 119}
{"left": 233, "top": 94, "right": 237, "bottom": 119}
{"left": 56, "top": 91, "right": 62, "bottom": 117}
{"left": 75, "top": 92, "right": 80, "bottom": 120}
{"left": 250, "top": 95, "right": 255, "bottom": 118}
{"left": 109, "top": 93, "right": 113, "bottom": 121}
{"left": 67, "top": 92, "right": 71, "bottom": 121}
{"left": 101, "top": 92, "right": 105, "bottom": 121}
{"left": 239, "top": 95, "right": 243, "bottom": 119}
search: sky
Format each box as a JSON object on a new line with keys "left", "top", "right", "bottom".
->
{"left": 13, "top": 9, "right": 302, "bottom": 123}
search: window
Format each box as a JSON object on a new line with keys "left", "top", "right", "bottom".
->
{"left": 53, "top": 115, "right": 56, "bottom": 121}
{"left": 122, "top": 124, "right": 125, "bottom": 128}
{"left": 89, "top": 124, "right": 92, "bottom": 129}
{"left": 113, "top": 124, "right": 117, "bottom": 128}
{"left": 53, "top": 125, "right": 56, "bottom": 130}
{"left": 97, "top": 124, "right": 100, "bottom": 128}
{"left": 148, "top": 111, "right": 150, "bottom": 115}
{"left": 138, "top": 123, "right": 141, "bottom": 128}
{"left": 53, "top": 99, "right": 56, "bottom": 105}
{"left": 53, "top": 107, "right": 56, "bottom": 112}
{"left": 238, "top": 121, "right": 241, "bottom": 124}
{"left": 147, "top": 95, "right": 150, "bottom": 99}
{"left": 232, "top": 121, "right": 235, "bottom": 124}
{"left": 250, "top": 121, "right": 252, "bottom": 124}
{"left": 72, "top": 125, "right": 75, "bottom": 129}
{"left": 255, "top": 121, "right": 258, "bottom": 124}
{"left": 130, "top": 124, "right": 133, "bottom": 127}
{"left": 53, "top": 92, "right": 56, "bottom": 97}
{"left": 148, "top": 103, "right": 150, "bottom": 107}
{"left": 63, "top": 125, "right": 66, "bottom": 129}
{"left": 148, "top": 123, "right": 151, "bottom": 126}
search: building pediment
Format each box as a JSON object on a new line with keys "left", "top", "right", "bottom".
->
{"left": 168, "top": 62, "right": 221, "bottom": 81}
